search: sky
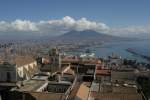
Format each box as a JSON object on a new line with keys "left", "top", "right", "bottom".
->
{"left": 0, "top": 0, "right": 150, "bottom": 37}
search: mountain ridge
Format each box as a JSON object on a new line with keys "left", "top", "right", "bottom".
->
{"left": 57, "top": 30, "right": 124, "bottom": 42}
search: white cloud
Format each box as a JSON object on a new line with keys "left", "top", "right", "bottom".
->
{"left": 109, "top": 25, "right": 150, "bottom": 36}
{"left": 0, "top": 16, "right": 109, "bottom": 35}
{"left": 0, "top": 20, "right": 38, "bottom": 32}
{"left": 0, "top": 16, "right": 150, "bottom": 36}
{"left": 11, "top": 20, "right": 38, "bottom": 31}
{"left": 35, "top": 16, "right": 110, "bottom": 34}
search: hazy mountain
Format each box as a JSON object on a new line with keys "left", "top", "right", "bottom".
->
{"left": 0, "top": 30, "right": 131, "bottom": 42}
{"left": 57, "top": 30, "right": 126, "bottom": 42}
{"left": 133, "top": 33, "right": 150, "bottom": 39}
{"left": 0, "top": 31, "right": 54, "bottom": 41}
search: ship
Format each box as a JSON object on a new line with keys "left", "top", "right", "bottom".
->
{"left": 80, "top": 53, "right": 95, "bottom": 58}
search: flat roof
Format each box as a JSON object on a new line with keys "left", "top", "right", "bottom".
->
{"left": 25, "top": 92, "right": 65, "bottom": 100}
{"left": 0, "top": 82, "right": 17, "bottom": 87}
{"left": 17, "top": 80, "right": 48, "bottom": 92}
{"left": 67, "top": 82, "right": 82, "bottom": 99}
{"left": 32, "top": 76, "right": 49, "bottom": 81}
{"left": 14, "top": 56, "right": 36, "bottom": 67}
{"left": 75, "top": 82, "right": 90, "bottom": 100}
{"left": 95, "top": 93, "right": 142, "bottom": 100}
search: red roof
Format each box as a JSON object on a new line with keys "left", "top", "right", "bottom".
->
{"left": 96, "top": 69, "right": 111, "bottom": 76}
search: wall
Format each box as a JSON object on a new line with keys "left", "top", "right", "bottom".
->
{"left": 0, "top": 64, "right": 17, "bottom": 82}
{"left": 17, "top": 61, "right": 38, "bottom": 81}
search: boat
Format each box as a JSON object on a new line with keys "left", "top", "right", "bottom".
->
{"left": 80, "top": 53, "right": 87, "bottom": 57}
{"left": 80, "top": 52, "right": 95, "bottom": 58}
{"left": 89, "top": 53, "right": 95, "bottom": 57}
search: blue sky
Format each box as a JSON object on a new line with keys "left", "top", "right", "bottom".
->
{"left": 0, "top": 0, "right": 150, "bottom": 37}
{"left": 0, "top": 0, "right": 150, "bottom": 26}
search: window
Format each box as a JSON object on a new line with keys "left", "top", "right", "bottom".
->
{"left": 6, "top": 72, "right": 11, "bottom": 82}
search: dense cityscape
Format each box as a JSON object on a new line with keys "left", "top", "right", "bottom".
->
{"left": 0, "top": 0, "right": 150, "bottom": 100}
{"left": 0, "top": 39, "right": 150, "bottom": 100}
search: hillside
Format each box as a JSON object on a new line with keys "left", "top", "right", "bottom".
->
{"left": 58, "top": 30, "right": 124, "bottom": 42}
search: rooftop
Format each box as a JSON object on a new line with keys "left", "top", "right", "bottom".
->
{"left": 75, "top": 82, "right": 90, "bottom": 100}
{"left": 0, "top": 56, "right": 36, "bottom": 67}
{"left": 94, "top": 82, "right": 142, "bottom": 100}
{"left": 95, "top": 93, "right": 142, "bottom": 100}
{"left": 14, "top": 56, "right": 35, "bottom": 66}
{"left": 23, "top": 92, "right": 65, "bottom": 100}
{"left": 16, "top": 80, "right": 48, "bottom": 92}
{"left": 32, "top": 75, "right": 49, "bottom": 81}
{"left": 63, "top": 67, "right": 75, "bottom": 75}
{"left": 96, "top": 69, "right": 111, "bottom": 76}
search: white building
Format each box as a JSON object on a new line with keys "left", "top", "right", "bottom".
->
{"left": 0, "top": 56, "right": 38, "bottom": 82}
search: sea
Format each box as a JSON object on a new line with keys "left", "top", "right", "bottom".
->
{"left": 92, "top": 39, "right": 150, "bottom": 63}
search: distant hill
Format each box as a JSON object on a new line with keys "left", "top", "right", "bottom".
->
{"left": 0, "top": 30, "right": 131, "bottom": 42}
{"left": 133, "top": 33, "right": 150, "bottom": 39}
{"left": 57, "top": 30, "right": 125, "bottom": 42}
